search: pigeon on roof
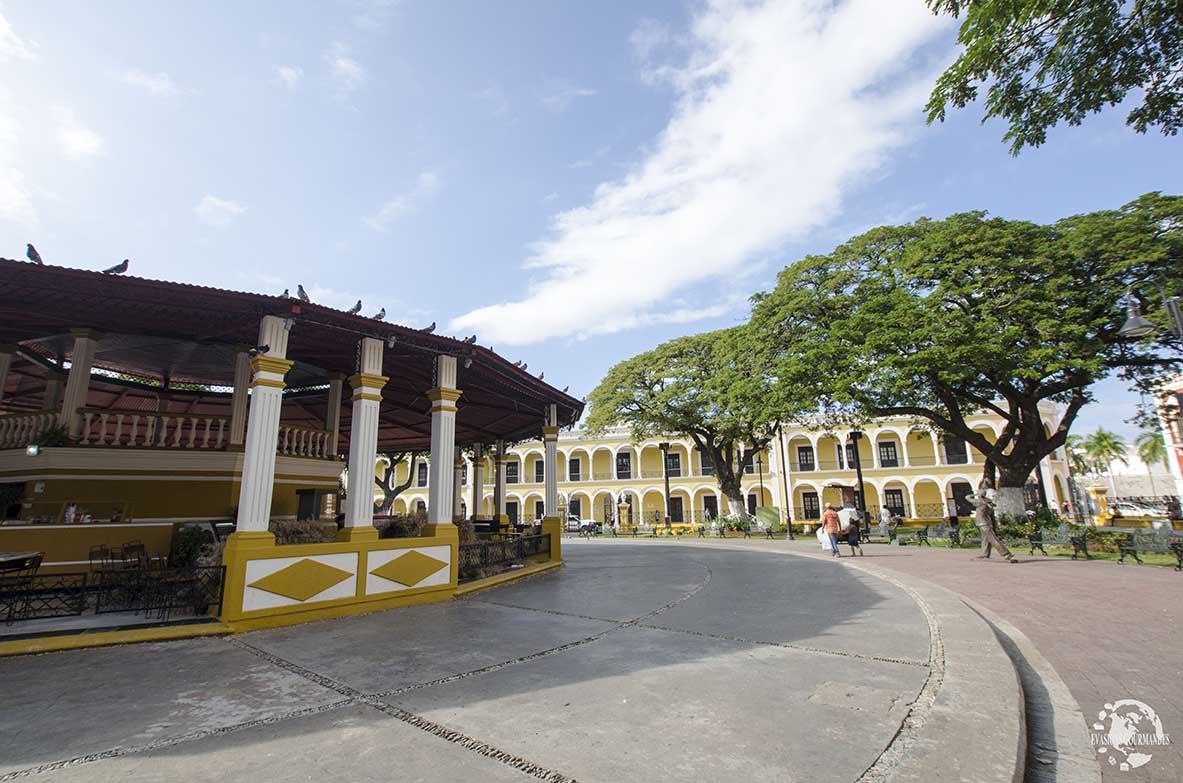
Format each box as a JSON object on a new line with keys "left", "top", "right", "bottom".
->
{"left": 372, "top": 307, "right": 385, "bottom": 320}
{"left": 102, "top": 259, "right": 129, "bottom": 274}
{"left": 562, "top": 386, "right": 569, "bottom": 393}
{"left": 297, "top": 284, "right": 310, "bottom": 302}
{"left": 26, "top": 244, "right": 43, "bottom": 265}
{"left": 421, "top": 321, "right": 436, "bottom": 333}
{"left": 463, "top": 335, "right": 477, "bottom": 344}
{"left": 281, "top": 288, "right": 290, "bottom": 298}
{"left": 346, "top": 300, "right": 362, "bottom": 315}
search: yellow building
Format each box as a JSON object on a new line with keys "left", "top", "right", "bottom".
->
{"left": 383, "top": 406, "right": 1073, "bottom": 527}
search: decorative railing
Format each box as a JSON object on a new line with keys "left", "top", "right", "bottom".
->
{"left": 458, "top": 533, "right": 550, "bottom": 582}
{"left": 79, "top": 408, "right": 230, "bottom": 450}
{"left": 276, "top": 424, "right": 334, "bottom": 460}
{"left": 0, "top": 409, "right": 59, "bottom": 449}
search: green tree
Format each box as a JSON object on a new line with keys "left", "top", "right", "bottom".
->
{"left": 375, "top": 450, "right": 424, "bottom": 514}
{"left": 1065, "top": 434, "right": 1096, "bottom": 476}
{"left": 750, "top": 193, "right": 1183, "bottom": 516}
{"left": 1083, "top": 427, "right": 1128, "bottom": 494}
{"left": 1135, "top": 427, "right": 1167, "bottom": 494}
{"left": 927, "top": 1, "right": 1183, "bottom": 154}
{"left": 586, "top": 326, "right": 787, "bottom": 518}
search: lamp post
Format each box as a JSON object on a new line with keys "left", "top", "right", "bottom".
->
{"left": 755, "top": 453, "right": 765, "bottom": 509}
{"left": 776, "top": 423, "right": 794, "bottom": 539}
{"left": 658, "top": 441, "right": 671, "bottom": 523}
{"left": 1118, "top": 285, "right": 1183, "bottom": 340}
{"left": 850, "top": 431, "right": 869, "bottom": 535}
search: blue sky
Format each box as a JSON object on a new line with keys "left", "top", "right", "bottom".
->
{"left": 2, "top": 0, "right": 1180, "bottom": 441}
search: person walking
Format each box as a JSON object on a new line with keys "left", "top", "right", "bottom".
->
{"left": 821, "top": 503, "right": 842, "bottom": 558}
{"left": 841, "top": 508, "right": 864, "bottom": 556}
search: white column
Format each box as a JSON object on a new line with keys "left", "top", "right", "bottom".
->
{"left": 871, "top": 434, "right": 882, "bottom": 468}
{"left": 453, "top": 456, "right": 465, "bottom": 521}
{"left": 44, "top": 369, "right": 66, "bottom": 411}
{"left": 470, "top": 443, "right": 485, "bottom": 519}
{"left": 495, "top": 440, "right": 508, "bottom": 523}
{"left": 228, "top": 350, "right": 251, "bottom": 446}
{"left": 427, "top": 355, "right": 460, "bottom": 527}
{"left": 58, "top": 329, "right": 101, "bottom": 438}
{"left": 903, "top": 434, "right": 912, "bottom": 467}
{"left": 341, "top": 337, "right": 387, "bottom": 539}
{"left": 906, "top": 484, "right": 917, "bottom": 518}
{"left": 325, "top": 372, "right": 345, "bottom": 456}
{"left": 932, "top": 433, "right": 943, "bottom": 466}
{"left": 234, "top": 316, "right": 293, "bottom": 534}
{"left": 0, "top": 346, "right": 13, "bottom": 404}
{"left": 544, "top": 404, "right": 559, "bottom": 517}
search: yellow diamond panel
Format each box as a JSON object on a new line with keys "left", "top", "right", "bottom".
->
{"left": 370, "top": 550, "right": 447, "bottom": 587}
{"left": 249, "top": 559, "right": 354, "bottom": 602}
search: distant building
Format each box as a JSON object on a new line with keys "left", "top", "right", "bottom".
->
{"left": 1156, "top": 374, "right": 1183, "bottom": 497}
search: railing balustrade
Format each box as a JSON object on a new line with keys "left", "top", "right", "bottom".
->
{"left": 0, "top": 409, "right": 58, "bottom": 449}
{"left": 79, "top": 408, "right": 230, "bottom": 450}
{"left": 276, "top": 424, "right": 334, "bottom": 460}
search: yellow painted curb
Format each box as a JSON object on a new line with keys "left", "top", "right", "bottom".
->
{"left": 0, "top": 621, "right": 230, "bottom": 658}
{"left": 454, "top": 559, "right": 561, "bottom": 596}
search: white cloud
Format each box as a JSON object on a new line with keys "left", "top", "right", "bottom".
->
{"left": 0, "top": 7, "right": 36, "bottom": 61}
{"left": 325, "top": 42, "right": 365, "bottom": 95}
{"left": 194, "top": 195, "right": 247, "bottom": 228}
{"left": 364, "top": 171, "right": 441, "bottom": 231}
{"left": 629, "top": 17, "right": 670, "bottom": 62}
{"left": 540, "top": 81, "right": 596, "bottom": 112}
{"left": 275, "top": 64, "right": 303, "bottom": 90}
{"left": 451, "top": 0, "right": 950, "bottom": 345}
{"left": 122, "top": 69, "right": 179, "bottom": 97}
{"left": 53, "top": 108, "right": 104, "bottom": 160}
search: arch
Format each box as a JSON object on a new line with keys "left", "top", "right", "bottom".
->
{"left": 815, "top": 433, "right": 844, "bottom": 471}
{"left": 911, "top": 479, "right": 943, "bottom": 518}
{"left": 871, "top": 429, "right": 905, "bottom": 468}
{"left": 879, "top": 479, "right": 909, "bottom": 517}
{"left": 591, "top": 490, "right": 615, "bottom": 523}
{"left": 669, "top": 486, "right": 692, "bottom": 522}
{"left": 785, "top": 434, "right": 815, "bottom": 471}
{"left": 904, "top": 425, "right": 937, "bottom": 467}
{"left": 566, "top": 447, "right": 593, "bottom": 482}
{"left": 567, "top": 490, "right": 593, "bottom": 519}
{"left": 1052, "top": 474, "right": 1066, "bottom": 508}
{"left": 637, "top": 444, "right": 665, "bottom": 479}
{"left": 392, "top": 498, "right": 407, "bottom": 515}
{"left": 640, "top": 488, "right": 666, "bottom": 523}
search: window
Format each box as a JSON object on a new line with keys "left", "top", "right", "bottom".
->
{"left": 665, "top": 452, "right": 682, "bottom": 478}
{"left": 944, "top": 439, "right": 968, "bottom": 464}
{"left": 568, "top": 497, "right": 582, "bottom": 518}
{"left": 568, "top": 457, "right": 581, "bottom": 482}
{"left": 533, "top": 499, "right": 545, "bottom": 521}
{"left": 801, "top": 492, "right": 820, "bottom": 520}
{"left": 415, "top": 500, "right": 426, "bottom": 513}
{"left": 884, "top": 489, "right": 905, "bottom": 516}
{"left": 615, "top": 452, "right": 632, "bottom": 479}
{"left": 835, "top": 444, "right": 845, "bottom": 469}
{"left": 505, "top": 462, "right": 519, "bottom": 484}
{"left": 460, "top": 463, "right": 468, "bottom": 486}
{"left": 747, "top": 494, "right": 757, "bottom": 515}
{"left": 506, "top": 501, "right": 518, "bottom": 524}
{"left": 703, "top": 495, "right": 718, "bottom": 519}
{"left": 742, "top": 451, "right": 755, "bottom": 474}
{"left": 416, "top": 462, "right": 428, "bottom": 487}
{"left": 534, "top": 460, "right": 545, "bottom": 483}
{"left": 845, "top": 443, "right": 859, "bottom": 467}
{"left": 699, "top": 450, "right": 715, "bottom": 476}
{"left": 878, "top": 442, "right": 899, "bottom": 468}
{"left": 796, "top": 446, "right": 815, "bottom": 471}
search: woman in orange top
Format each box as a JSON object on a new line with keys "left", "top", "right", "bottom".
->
{"left": 821, "top": 504, "right": 842, "bottom": 558}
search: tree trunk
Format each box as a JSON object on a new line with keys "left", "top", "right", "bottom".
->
{"left": 994, "top": 465, "right": 1030, "bottom": 518}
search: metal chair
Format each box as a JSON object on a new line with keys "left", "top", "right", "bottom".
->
{"left": 0, "top": 553, "right": 43, "bottom": 624}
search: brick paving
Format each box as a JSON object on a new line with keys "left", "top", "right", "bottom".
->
{"left": 775, "top": 540, "right": 1182, "bottom": 782}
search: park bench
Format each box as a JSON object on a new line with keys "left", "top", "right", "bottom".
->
{"left": 743, "top": 525, "right": 775, "bottom": 540}
{"left": 895, "top": 525, "right": 930, "bottom": 546}
{"left": 929, "top": 520, "right": 960, "bottom": 547}
{"left": 1029, "top": 523, "right": 1090, "bottom": 559}
{"left": 866, "top": 519, "right": 896, "bottom": 544}
{"left": 1118, "top": 529, "right": 1183, "bottom": 569}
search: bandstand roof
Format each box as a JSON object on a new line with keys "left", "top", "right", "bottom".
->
{"left": 0, "top": 259, "right": 582, "bottom": 450}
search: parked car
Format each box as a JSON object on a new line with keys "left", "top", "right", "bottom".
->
{"left": 565, "top": 515, "right": 582, "bottom": 532}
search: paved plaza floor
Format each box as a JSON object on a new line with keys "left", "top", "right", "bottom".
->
{"left": 2, "top": 538, "right": 1171, "bottom": 782}
{"left": 1, "top": 543, "right": 935, "bottom": 783}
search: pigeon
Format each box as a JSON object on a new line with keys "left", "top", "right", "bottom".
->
{"left": 463, "top": 335, "right": 477, "bottom": 344}
{"left": 538, "top": 371, "right": 544, "bottom": 380}
{"left": 513, "top": 361, "right": 523, "bottom": 368}
{"left": 26, "top": 244, "right": 43, "bottom": 265}
{"left": 562, "top": 385, "right": 569, "bottom": 393}
{"left": 346, "top": 300, "right": 362, "bottom": 315}
{"left": 248, "top": 344, "right": 270, "bottom": 357}
{"left": 421, "top": 321, "right": 436, "bottom": 333}
{"left": 521, "top": 363, "right": 527, "bottom": 371}
{"left": 372, "top": 307, "right": 385, "bottom": 320}
{"left": 297, "top": 284, "right": 310, "bottom": 302}
{"left": 102, "top": 259, "right": 129, "bottom": 274}
{"left": 281, "top": 288, "right": 289, "bottom": 298}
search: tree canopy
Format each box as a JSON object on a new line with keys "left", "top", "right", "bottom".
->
{"left": 927, "top": 0, "right": 1183, "bottom": 153}
{"left": 585, "top": 326, "right": 790, "bottom": 515}
{"left": 750, "top": 192, "right": 1182, "bottom": 513}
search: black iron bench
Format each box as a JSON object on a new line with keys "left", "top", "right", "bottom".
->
{"left": 895, "top": 525, "right": 930, "bottom": 546}
{"left": 1118, "top": 530, "right": 1182, "bottom": 568}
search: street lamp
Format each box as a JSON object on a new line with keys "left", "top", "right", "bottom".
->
{"left": 755, "top": 453, "right": 765, "bottom": 510}
{"left": 658, "top": 441, "right": 671, "bottom": 524}
{"left": 1118, "top": 285, "right": 1183, "bottom": 340}
{"left": 849, "top": 431, "right": 870, "bottom": 535}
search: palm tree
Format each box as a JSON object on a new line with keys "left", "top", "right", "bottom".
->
{"left": 1135, "top": 429, "right": 1167, "bottom": 497}
{"left": 1065, "top": 435, "right": 1095, "bottom": 477}
{"left": 1083, "top": 428, "right": 1128, "bottom": 496}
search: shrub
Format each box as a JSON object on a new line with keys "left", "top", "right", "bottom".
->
{"left": 171, "top": 525, "right": 213, "bottom": 567}
{"left": 269, "top": 518, "right": 337, "bottom": 545}
{"left": 31, "top": 424, "right": 69, "bottom": 447}
{"left": 376, "top": 510, "right": 428, "bottom": 539}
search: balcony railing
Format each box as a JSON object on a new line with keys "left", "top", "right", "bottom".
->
{"left": 277, "top": 424, "right": 334, "bottom": 460}
{"left": 80, "top": 409, "right": 230, "bottom": 450}
{"left": 0, "top": 409, "right": 58, "bottom": 449}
